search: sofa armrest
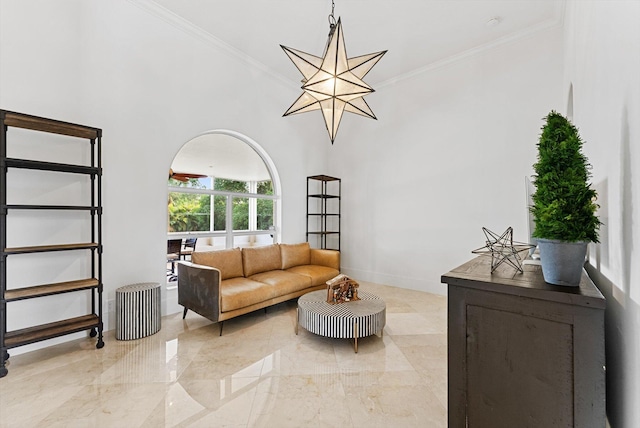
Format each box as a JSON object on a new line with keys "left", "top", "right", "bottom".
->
{"left": 310, "top": 249, "right": 340, "bottom": 270}
{"left": 177, "top": 261, "right": 221, "bottom": 323}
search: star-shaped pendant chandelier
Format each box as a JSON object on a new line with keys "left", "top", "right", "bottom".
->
{"left": 281, "top": 3, "right": 386, "bottom": 144}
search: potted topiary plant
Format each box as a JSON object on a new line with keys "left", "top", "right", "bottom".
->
{"left": 530, "top": 111, "right": 601, "bottom": 286}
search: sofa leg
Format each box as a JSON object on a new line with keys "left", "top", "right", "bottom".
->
{"left": 182, "top": 307, "right": 188, "bottom": 319}
{"left": 219, "top": 321, "right": 224, "bottom": 336}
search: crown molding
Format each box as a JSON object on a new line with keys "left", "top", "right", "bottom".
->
{"left": 376, "top": 0, "right": 567, "bottom": 88}
{"left": 127, "top": 0, "right": 291, "bottom": 86}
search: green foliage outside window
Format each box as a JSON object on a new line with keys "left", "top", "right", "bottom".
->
{"left": 168, "top": 178, "right": 210, "bottom": 232}
{"left": 257, "top": 181, "right": 274, "bottom": 230}
{"left": 169, "top": 177, "right": 273, "bottom": 233}
{"left": 214, "top": 179, "right": 247, "bottom": 230}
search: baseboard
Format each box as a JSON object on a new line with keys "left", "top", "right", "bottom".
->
{"left": 340, "top": 267, "right": 447, "bottom": 296}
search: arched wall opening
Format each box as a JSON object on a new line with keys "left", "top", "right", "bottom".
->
{"left": 166, "top": 130, "right": 282, "bottom": 268}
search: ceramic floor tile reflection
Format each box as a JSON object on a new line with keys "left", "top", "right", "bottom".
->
{"left": 0, "top": 283, "right": 447, "bottom": 427}
{"left": 385, "top": 312, "right": 445, "bottom": 336}
{"left": 343, "top": 370, "right": 447, "bottom": 428}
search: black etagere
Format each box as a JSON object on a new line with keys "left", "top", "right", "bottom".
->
{"left": 306, "top": 175, "right": 341, "bottom": 251}
{"left": 0, "top": 110, "right": 104, "bottom": 378}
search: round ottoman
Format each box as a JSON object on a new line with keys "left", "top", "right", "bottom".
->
{"left": 115, "top": 282, "right": 161, "bottom": 340}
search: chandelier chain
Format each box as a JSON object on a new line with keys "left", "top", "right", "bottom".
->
{"left": 328, "top": 0, "right": 336, "bottom": 27}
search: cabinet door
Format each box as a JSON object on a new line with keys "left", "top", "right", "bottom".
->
{"left": 466, "top": 304, "right": 574, "bottom": 427}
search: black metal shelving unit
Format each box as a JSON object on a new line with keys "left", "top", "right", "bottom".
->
{"left": 0, "top": 110, "right": 104, "bottom": 378}
{"left": 306, "top": 175, "right": 341, "bottom": 251}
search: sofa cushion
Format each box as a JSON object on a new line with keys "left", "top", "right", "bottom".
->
{"left": 192, "top": 248, "right": 244, "bottom": 280}
{"left": 249, "top": 270, "right": 312, "bottom": 295}
{"left": 242, "top": 244, "right": 282, "bottom": 277}
{"left": 220, "top": 277, "right": 275, "bottom": 312}
{"left": 280, "top": 242, "right": 311, "bottom": 269}
{"left": 310, "top": 249, "right": 340, "bottom": 270}
{"left": 286, "top": 265, "right": 340, "bottom": 287}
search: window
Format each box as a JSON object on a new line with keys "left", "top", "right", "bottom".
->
{"left": 256, "top": 180, "right": 274, "bottom": 231}
{"left": 168, "top": 177, "right": 274, "bottom": 233}
{"left": 168, "top": 178, "right": 210, "bottom": 233}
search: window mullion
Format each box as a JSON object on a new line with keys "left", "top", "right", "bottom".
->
{"left": 226, "top": 194, "right": 233, "bottom": 248}
{"left": 249, "top": 181, "right": 257, "bottom": 232}
{"left": 214, "top": 195, "right": 216, "bottom": 232}
{"left": 168, "top": 185, "right": 276, "bottom": 200}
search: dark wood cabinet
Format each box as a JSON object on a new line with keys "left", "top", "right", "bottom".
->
{"left": 442, "top": 256, "right": 605, "bottom": 427}
{"left": 1, "top": 110, "right": 104, "bottom": 378}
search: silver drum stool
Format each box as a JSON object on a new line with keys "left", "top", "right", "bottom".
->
{"left": 115, "top": 282, "right": 161, "bottom": 340}
{"left": 297, "top": 290, "right": 386, "bottom": 353}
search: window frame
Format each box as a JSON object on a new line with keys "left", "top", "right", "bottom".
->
{"left": 168, "top": 183, "right": 277, "bottom": 247}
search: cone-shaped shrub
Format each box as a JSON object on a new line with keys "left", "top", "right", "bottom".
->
{"left": 531, "top": 111, "right": 600, "bottom": 242}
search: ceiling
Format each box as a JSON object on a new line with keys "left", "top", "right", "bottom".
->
{"left": 149, "top": 0, "right": 564, "bottom": 86}
{"left": 171, "top": 133, "right": 271, "bottom": 182}
{"left": 159, "top": 0, "right": 564, "bottom": 181}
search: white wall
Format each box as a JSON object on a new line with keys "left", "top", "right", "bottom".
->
{"left": 563, "top": 1, "right": 640, "bottom": 425}
{"left": 0, "top": 0, "right": 328, "bottom": 353}
{"left": 331, "top": 25, "right": 564, "bottom": 294}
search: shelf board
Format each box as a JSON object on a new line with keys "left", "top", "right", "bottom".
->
{"left": 5, "top": 278, "right": 99, "bottom": 301}
{"left": 308, "top": 194, "right": 340, "bottom": 199}
{"left": 307, "top": 231, "right": 340, "bottom": 235}
{"left": 5, "top": 314, "right": 100, "bottom": 349}
{"left": 2, "top": 110, "right": 99, "bottom": 139}
{"left": 308, "top": 213, "right": 340, "bottom": 216}
{"left": 308, "top": 175, "right": 340, "bottom": 182}
{"left": 4, "top": 242, "right": 99, "bottom": 255}
{"left": 4, "top": 204, "right": 98, "bottom": 211}
{"left": 5, "top": 158, "right": 100, "bottom": 175}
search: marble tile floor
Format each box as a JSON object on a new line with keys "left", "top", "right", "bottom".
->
{"left": 0, "top": 282, "right": 447, "bottom": 427}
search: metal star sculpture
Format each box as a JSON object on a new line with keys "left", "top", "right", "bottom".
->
{"left": 472, "top": 227, "right": 536, "bottom": 273}
{"left": 281, "top": 18, "right": 386, "bottom": 144}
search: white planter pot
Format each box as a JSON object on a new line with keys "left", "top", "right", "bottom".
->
{"left": 537, "top": 238, "right": 588, "bottom": 286}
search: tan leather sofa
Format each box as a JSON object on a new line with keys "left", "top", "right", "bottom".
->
{"left": 177, "top": 242, "right": 340, "bottom": 332}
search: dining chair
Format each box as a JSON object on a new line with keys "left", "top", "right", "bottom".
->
{"left": 181, "top": 238, "right": 197, "bottom": 260}
{"left": 167, "top": 239, "right": 182, "bottom": 280}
